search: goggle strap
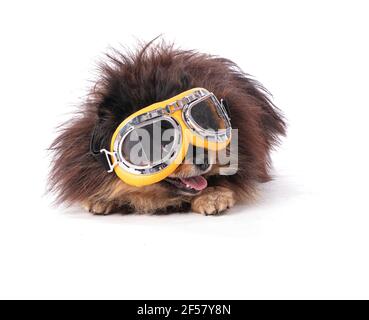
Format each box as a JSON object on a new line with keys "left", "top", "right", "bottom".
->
{"left": 220, "top": 99, "right": 231, "bottom": 121}
{"left": 90, "top": 124, "right": 117, "bottom": 173}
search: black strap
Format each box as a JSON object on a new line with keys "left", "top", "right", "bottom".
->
{"left": 222, "top": 99, "right": 231, "bottom": 119}
{"left": 89, "top": 125, "right": 111, "bottom": 171}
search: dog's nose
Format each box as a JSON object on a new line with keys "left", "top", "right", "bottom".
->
{"left": 196, "top": 160, "right": 210, "bottom": 172}
{"left": 190, "top": 145, "right": 210, "bottom": 171}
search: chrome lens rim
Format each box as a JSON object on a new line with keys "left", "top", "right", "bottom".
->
{"left": 182, "top": 93, "right": 232, "bottom": 142}
{"left": 113, "top": 116, "right": 182, "bottom": 175}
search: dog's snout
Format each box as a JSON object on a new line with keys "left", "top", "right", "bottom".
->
{"left": 196, "top": 157, "right": 210, "bottom": 171}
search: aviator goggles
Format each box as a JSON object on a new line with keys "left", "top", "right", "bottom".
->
{"left": 91, "top": 88, "right": 232, "bottom": 187}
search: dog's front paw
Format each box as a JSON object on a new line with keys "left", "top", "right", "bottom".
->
{"left": 82, "top": 200, "right": 115, "bottom": 215}
{"left": 191, "top": 187, "right": 236, "bottom": 215}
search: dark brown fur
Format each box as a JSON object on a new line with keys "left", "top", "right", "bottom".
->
{"left": 48, "top": 40, "right": 286, "bottom": 215}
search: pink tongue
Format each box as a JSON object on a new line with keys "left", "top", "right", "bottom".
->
{"left": 179, "top": 176, "right": 208, "bottom": 191}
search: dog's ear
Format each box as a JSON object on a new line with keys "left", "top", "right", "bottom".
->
{"left": 235, "top": 77, "right": 286, "bottom": 139}
{"left": 252, "top": 85, "right": 286, "bottom": 138}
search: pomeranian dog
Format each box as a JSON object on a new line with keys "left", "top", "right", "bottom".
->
{"left": 49, "top": 40, "right": 285, "bottom": 215}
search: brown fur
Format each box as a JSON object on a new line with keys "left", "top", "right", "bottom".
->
{"left": 48, "top": 40, "right": 286, "bottom": 215}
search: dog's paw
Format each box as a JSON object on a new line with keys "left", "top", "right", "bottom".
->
{"left": 82, "top": 201, "right": 114, "bottom": 215}
{"left": 191, "top": 187, "right": 236, "bottom": 215}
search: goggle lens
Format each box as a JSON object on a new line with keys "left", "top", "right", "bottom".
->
{"left": 120, "top": 119, "right": 178, "bottom": 167}
{"left": 189, "top": 96, "right": 229, "bottom": 131}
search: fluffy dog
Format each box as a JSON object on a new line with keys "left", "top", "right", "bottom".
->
{"left": 49, "top": 41, "right": 286, "bottom": 215}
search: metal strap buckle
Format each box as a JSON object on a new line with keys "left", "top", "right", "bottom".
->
{"left": 100, "top": 149, "right": 118, "bottom": 173}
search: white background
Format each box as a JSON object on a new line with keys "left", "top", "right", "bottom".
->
{"left": 0, "top": 0, "right": 368, "bottom": 299}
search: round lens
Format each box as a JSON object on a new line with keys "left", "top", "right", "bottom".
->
{"left": 189, "top": 97, "right": 227, "bottom": 131}
{"left": 120, "top": 119, "right": 178, "bottom": 167}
